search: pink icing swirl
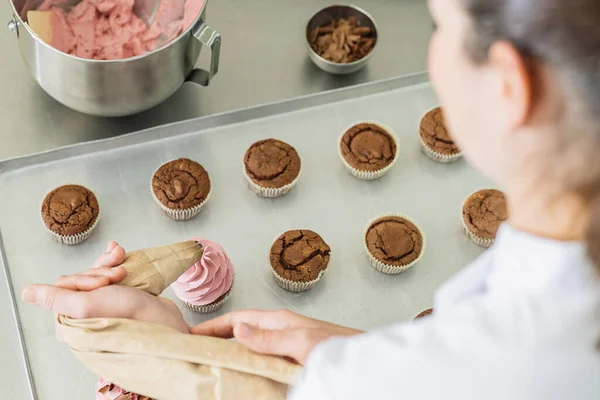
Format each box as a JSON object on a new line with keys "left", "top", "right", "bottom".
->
{"left": 95, "top": 377, "right": 153, "bottom": 400}
{"left": 171, "top": 237, "right": 234, "bottom": 306}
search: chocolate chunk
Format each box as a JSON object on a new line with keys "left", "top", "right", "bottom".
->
{"left": 270, "top": 230, "right": 331, "bottom": 282}
{"left": 308, "top": 17, "right": 376, "bottom": 64}
{"left": 244, "top": 139, "right": 301, "bottom": 188}
{"left": 419, "top": 107, "right": 460, "bottom": 155}
{"left": 462, "top": 189, "right": 508, "bottom": 239}
{"left": 41, "top": 185, "right": 99, "bottom": 236}
{"left": 365, "top": 216, "right": 423, "bottom": 266}
{"left": 413, "top": 308, "right": 434, "bottom": 320}
{"left": 152, "top": 158, "right": 211, "bottom": 210}
{"left": 340, "top": 123, "right": 397, "bottom": 172}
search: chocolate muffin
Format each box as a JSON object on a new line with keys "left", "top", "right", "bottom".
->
{"left": 339, "top": 122, "right": 399, "bottom": 180}
{"left": 364, "top": 214, "right": 425, "bottom": 274}
{"left": 41, "top": 184, "right": 100, "bottom": 245}
{"left": 151, "top": 158, "right": 211, "bottom": 220}
{"left": 270, "top": 230, "right": 331, "bottom": 292}
{"left": 413, "top": 308, "right": 434, "bottom": 320}
{"left": 462, "top": 189, "right": 508, "bottom": 247}
{"left": 419, "top": 107, "right": 462, "bottom": 163}
{"left": 244, "top": 139, "right": 301, "bottom": 198}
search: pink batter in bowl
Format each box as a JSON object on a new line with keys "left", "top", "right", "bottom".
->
{"left": 24, "top": 0, "right": 205, "bottom": 60}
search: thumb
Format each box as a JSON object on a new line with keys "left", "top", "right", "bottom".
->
{"left": 233, "top": 323, "right": 311, "bottom": 364}
{"left": 22, "top": 285, "right": 90, "bottom": 318}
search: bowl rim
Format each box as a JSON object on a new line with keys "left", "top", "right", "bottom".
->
{"left": 305, "top": 4, "right": 379, "bottom": 67}
{"left": 8, "top": 0, "right": 209, "bottom": 64}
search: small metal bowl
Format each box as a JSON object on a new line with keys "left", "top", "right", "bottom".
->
{"left": 305, "top": 4, "right": 378, "bottom": 75}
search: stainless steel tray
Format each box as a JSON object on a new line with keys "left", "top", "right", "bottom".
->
{"left": 0, "top": 73, "right": 491, "bottom": 400}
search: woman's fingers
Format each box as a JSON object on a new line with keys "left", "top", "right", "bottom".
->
{"left": 53, "top": 275, "right": 110, "bottom": 291}
{"left": 92, "top": 243, "right": 126, "bottom": 269}
{"left": 190, "top": 309, "right": 295, "bottom": 337}
{"left": 79, "top": 266, "right": 127, "bottom": 282}
{"left": 22, "top": 284, "right": 95, "bottom": 318}
{"left": 233, "top": 323, "right": 317, "bottom": 365}
{"left": 106, "top": 240, "right": 119, "bottom": 253}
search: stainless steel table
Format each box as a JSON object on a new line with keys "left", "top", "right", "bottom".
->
{"left": 0, "top": 0, "right": 432, "bottom": 398}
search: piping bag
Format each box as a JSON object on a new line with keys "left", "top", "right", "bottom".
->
{"left": 55, "top": 241, "right": 302, "bottom": 400}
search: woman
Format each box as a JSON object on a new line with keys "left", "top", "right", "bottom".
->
{"left": 22, "top": 0, "right": 600, "bottom": 398}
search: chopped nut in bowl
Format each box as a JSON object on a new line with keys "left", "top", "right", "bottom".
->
{"left": 306, "top": 5, "right": 378, "bottom": 75}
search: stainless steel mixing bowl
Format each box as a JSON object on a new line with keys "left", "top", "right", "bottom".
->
{"left": 305, "top": 4, "right": 378, "bottom": 75}
{"left": 7, "top": 0, "right": 221, "bottom": 116}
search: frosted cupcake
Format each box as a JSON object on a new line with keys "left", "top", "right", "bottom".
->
{"left": 41, "top": 184, "right": 100, "bottom": 245}
{"left": 96, "top": 377, "right": 154, "bottom": 400}
{"left": 151, "top": 158, "right": 211, "bottom": 220}
{"left": 339, "top": 121, "right": 399, "bottom": 180}
{"left": 243, "top": 139, "right": 301, "bottom": 198}
{"left": 171, "top": 237, "right": 234, "bottom": 313}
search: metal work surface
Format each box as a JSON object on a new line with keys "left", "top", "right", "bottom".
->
{"left": 0, "top": 0, "right": 432, "bottom": 159}
{"left": 0, "top": 74, "right": 490, "bottom": 399}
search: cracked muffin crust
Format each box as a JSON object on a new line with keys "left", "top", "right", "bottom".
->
{"left": 270, "top": 230, "right": 331, "bottom": 284}
{"left": 244, "top": 139, "right": 301, "bottom": 189}
{"left": 152, "top": 158, "right": 211, "bottom": 210}
{"left": 419, "top": 107, "right": 462, "bottom": 163}
{"left": 340, "top": 122, "right": 397, "bottom": 173}
{"left": 462, "top": 189, "right": 508, "bottom": 243}
{"left": 41, "top": 184, "right": 100, "bottom": 244}
{"left": 365, "top": 216, "right": 423, "bottom": 267}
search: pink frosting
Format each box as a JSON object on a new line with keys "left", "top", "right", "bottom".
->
{"left": 171, "top": 237, "right": 234, "bottom": 306}
{"left": 95, "top": 377, "right": 152, "bottom": 400}
{"left": 34, "top": 0, "right": 205, "bottom": 60}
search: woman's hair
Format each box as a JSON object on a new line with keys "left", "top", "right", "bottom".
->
{"left": 461, "top": 0, "right": 600, "bottom": 271}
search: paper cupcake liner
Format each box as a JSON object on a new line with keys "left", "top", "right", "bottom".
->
{"left": 461, "top": 189, "right": 496, "bottom": 248}
{"left": 338, "top": 120, "right": 400, "bottom": 181}
{"left": 40, "top": 183, "right": 100, "bottom": 245}
{"left": 363, "top": 213, "right": 427, "bottom": 275}
{"left": 149, "top": 162, "right": 211, "bottom": 220}
{"left": 271, "top": 268, "right": 326, "bottom": 292}
{"left": 243, "top": 165, "right": 301, "bottom": 198}
{"left": 269, "top": 230, "right": 328, "bottom": 292}
{"left": 183, "top": 289, "right": 232, "bottom": 314}
{"left": 182, "top": 277, "right": 234, "bottom": 314}
{"left": 418, "top": 134, "right": 463, "bottom": 163}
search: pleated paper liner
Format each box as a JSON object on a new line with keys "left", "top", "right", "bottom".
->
{"left": 271, "top": 268, "right": 326, "bottom": 292}
{"left": 149, "top": 161, "right": 211, "bottom": 220}
{"left": 418, "top": 133, "right": 463, "bottom": 163}
{"left": 363, "top": 213, "right": 427, "bottom": 275}
{"left": 338, "top": 120, "right": 400, "bottom": 181}
{"left": 182, "top": 277, "right": 234, "bottom": 314}
{"left": 243, "top": 164, "right": 302, "bottom": 198}
{"left": 269, "top": 229, "right": 329, "bottom": 292}
{"left": 460, "top": 189, "right": 497, "bottom": 248}
{"left": 40, "top": 183, "right": 100, "bottom": 245}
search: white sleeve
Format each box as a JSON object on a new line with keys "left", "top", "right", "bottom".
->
{"left": 287, "top": 300, "right": 502, "bottom": 400}
{"left": 287, "top": 321, "right": 454, "bottom": 400}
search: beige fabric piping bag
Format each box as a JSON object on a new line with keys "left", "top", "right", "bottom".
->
{"left": 116, "top": 241, "right": 205, "bottom": 296}
{"left": 55, "top": 241, "right": 302, "bottom": 400}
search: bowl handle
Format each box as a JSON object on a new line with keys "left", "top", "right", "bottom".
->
{"left": 186, "top": 20, "right": 221, "bottom": 86}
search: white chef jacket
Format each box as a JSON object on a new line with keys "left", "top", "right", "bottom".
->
{"left": 289, "top": 224, "right": 600, "bottom": 400}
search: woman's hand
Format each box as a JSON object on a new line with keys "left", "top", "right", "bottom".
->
{"left": 22, "top": 241, "right": 190, "bottom": 337}
{"left": 191, "top": 309, "right": 363, "bottom": 365}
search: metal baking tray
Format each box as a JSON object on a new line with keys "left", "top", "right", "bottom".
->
{"left": 0, "top": 72, "right": 491, "bottom": 399}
